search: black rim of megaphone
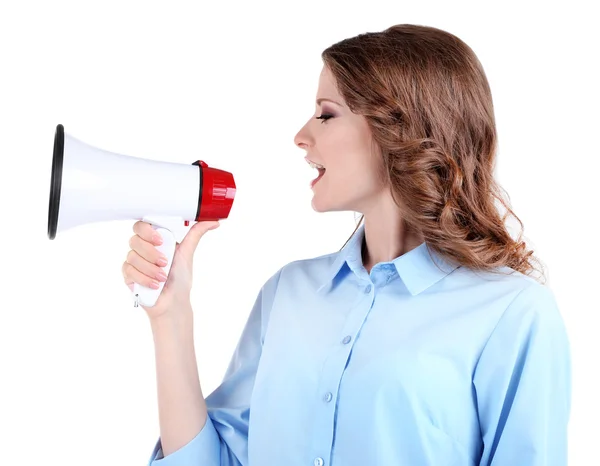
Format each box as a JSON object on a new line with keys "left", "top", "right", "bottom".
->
{"left": 47, "top": 124, "right": 64, "bottom": 239}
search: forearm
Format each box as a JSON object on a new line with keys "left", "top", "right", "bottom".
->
{"left": 149, "top": 309, "right": 208, "bottom": 457}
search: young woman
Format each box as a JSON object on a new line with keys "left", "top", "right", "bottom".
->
{"left": 123, "top": 23, "right": 570, "bottom": 466}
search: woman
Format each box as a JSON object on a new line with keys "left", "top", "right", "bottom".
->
{"left": 123, "top": 24, "right": 570, "bottom": 466}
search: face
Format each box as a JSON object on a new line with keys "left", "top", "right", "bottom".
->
{"left": 294, "top": 66, "right": 386, "bottom": 213}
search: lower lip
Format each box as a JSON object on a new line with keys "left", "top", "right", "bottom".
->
{"left": 310, "top": 169, "right": 325, "bottom": 188}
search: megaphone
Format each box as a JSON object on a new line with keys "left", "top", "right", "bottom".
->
{"left": 47, "top": 124, "right": 236, "bottom": 308}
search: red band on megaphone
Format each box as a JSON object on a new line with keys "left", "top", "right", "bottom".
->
{"left": 192, "top": 160, "right": 236, "bottom": 221}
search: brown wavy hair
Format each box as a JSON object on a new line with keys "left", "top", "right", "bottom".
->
{"left": 323, "top": 24, "right": 546, "bottom": 284}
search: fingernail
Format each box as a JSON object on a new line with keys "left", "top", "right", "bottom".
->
{"left": 157, "top": 257, "right": 168, "bottom": 266}
{"left": 157, "top": 271, "right": 168, "bottom": 282}
{"left": 153, "top": 233, "right": 163, "bottom": 244}
{"left": 150, "top": 280, "right": 160, "bottom": 289}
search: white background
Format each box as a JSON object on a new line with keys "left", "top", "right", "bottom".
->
{"left": 1, "top": 1, "right": 598, "bottom": 464}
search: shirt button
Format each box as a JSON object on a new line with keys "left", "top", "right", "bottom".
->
{"left": 365, "top": 284, "right": 372, "bottom": 293}
{"left": 323, "top": 392, "right": 332, "bottom": 402}
{"left": 314, "top": 458, "right": 324, "bottom": 466}
{"left": 342, "top": 335, "right": 351, "bottom": 344}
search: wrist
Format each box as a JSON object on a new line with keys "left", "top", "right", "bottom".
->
{"left": 148, "top": 305, "right": 194, "bottom": 332}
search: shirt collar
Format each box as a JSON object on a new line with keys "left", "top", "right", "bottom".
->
{"left": 317, "top": 223, "right": 460, "bottom": 295}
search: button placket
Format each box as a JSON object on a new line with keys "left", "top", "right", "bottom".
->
{"left": 309, "top": 279, "right": 375, "bottom": 465}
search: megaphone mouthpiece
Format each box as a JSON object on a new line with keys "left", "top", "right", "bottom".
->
{"left": 192, "top": 160, "right": 236, "bottom": 222}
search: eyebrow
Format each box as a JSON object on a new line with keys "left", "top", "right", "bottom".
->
{"left": 316, "top": 98, "right": 342, "bottom": 106}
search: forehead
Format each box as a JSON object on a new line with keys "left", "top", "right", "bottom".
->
{"left": 318, "top": 66, "right": 339, "bottom": 96}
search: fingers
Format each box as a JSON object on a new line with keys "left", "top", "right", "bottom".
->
{"left": 123, "top": 221, "right": 169, "bottom": 291}
{"left": 122, "top": 257, "right": 166, "bottom": 291}
{"left": 133, "top": 220, "right": 163, "bottom": 245}
{"left": 127, "top": 249, "right": 168, "bottom": 281}
{"left": 128, "top": 232, "right": 168, "bottom": 266}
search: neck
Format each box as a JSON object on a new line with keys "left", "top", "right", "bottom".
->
{"left": 359, "top": 195, "right": 424, "bottom": 273}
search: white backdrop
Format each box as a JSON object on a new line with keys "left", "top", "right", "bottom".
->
{"left": 1, "top": 1, "right": 598, "bottom": 465}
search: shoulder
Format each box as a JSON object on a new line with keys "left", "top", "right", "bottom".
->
{"left": 258, "top": 250, "right": 341, "bottom": 296}
{"left": 464, "top": 266, "right": 567, "bottom": 347}
{"left": 486, "top": 266, "right": 559, "bottom": 318}
{"left": 503, "top": 277, "right": 563, "bottom": 333}
{"left": 276, "top": 250, "right": 341, "bottom": 283}
{"left": 455, "top": 264, "right": 556, "bottom": 308}
{"left": 449, "top": 264, "right": 565, "bottom": 340}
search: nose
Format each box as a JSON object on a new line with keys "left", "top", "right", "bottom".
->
{"left": 294, "top": 119, "right": 312, "bottom": 150}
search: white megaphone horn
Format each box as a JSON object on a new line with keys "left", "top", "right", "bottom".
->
{"left": 47, "top": 124, "right": 236, "bottom": 308}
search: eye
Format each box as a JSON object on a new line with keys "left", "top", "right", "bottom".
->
{"left": 316, "top": 113, "right": 334, "bottom": 123}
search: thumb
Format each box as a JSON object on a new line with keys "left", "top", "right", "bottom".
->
{"left": 178, "top": 220, "right": 220, "bottom": 259}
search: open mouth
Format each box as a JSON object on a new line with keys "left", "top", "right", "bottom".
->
{"left": 307, "top": 159, "right": 326, "bottom": 188}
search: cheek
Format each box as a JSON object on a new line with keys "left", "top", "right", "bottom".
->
{"left": 329, "top": 138, "right": 379, "bottom": 179}
{"left": 326, "top": 157, "right": 383, "bottom": 200}
{"left": 323, "top": 129, "right": 369, "bottom": 166}
{"left": 318, "top": 123, "right": 383, "bottom": 187}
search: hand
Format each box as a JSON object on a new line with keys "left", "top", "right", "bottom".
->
{"left": 122, "top": 220, "right": 220, "bottom": 320}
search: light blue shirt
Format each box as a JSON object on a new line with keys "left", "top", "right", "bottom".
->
{"left": 148, "top": 224, "right": 571, "bottom": 466}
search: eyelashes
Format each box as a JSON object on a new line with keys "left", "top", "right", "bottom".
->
{"left": 316, "top": 113, "right": 334, "bottom": 123}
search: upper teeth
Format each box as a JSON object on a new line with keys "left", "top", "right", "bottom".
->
{"left": 307, "top": 160, "right": 325, "bottom": 169}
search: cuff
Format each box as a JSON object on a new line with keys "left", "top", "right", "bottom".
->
{"left": 148, "top": 415, "right": 221, "bottom": 466}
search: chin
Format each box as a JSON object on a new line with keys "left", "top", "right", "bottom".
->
{"left": 310, "top": 180, "right": 367, "bottom": 212}
{"left": 310, "top": 198, "right": 328, "bottom": 212}
{"left": 311, "top": 194, "right": 331, "bottom": 212}
{"left": 311, "top": 196, "right": 352, "bottom": 213}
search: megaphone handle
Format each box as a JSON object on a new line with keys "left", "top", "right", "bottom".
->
{"left": 132, "top": 226, "right": 176, "bottom": 308}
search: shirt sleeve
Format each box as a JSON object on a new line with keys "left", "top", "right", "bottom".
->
{"left": 147, "top": 267, "right": 283, "bottom": 466}
{"left": 473, "top": 282, "right": 571, "bottom": 466}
